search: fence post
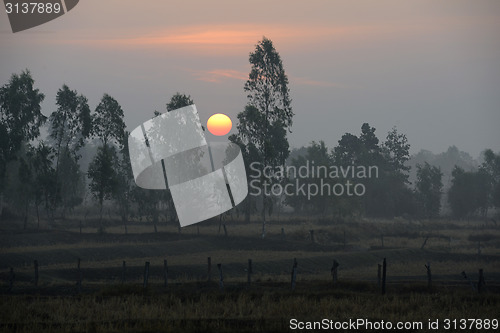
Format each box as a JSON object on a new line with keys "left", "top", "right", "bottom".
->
{"left": 207, "top": 257, "right": 212, "bottom": 281}
{"left": 331, "top": 260, "right": 339, "bottom": 286}
{"left": 76, "top": 258, "right": 82, "bottom": 293}
{"left": 281, "top": 228, "right": 286, "bottom": 240}
{"left": 478, "top": 269, "right": 486, "bottom": 293}
{"left": 217, "top": 263, "right": 224, "bottom": 290}
{"left": 425, "top": 262, "right": 432, "bottom": 290}
{"left": 34, "top": 260, "right": 39, "bottom": 287}
{"left": 223, "top": 224, "right": 228, "bottom": 237}
{"left": 310, "top": 230, "right": 314, "bottom": 243}
{"left": 164, "top": 259, "right": 168, "bottom": 288}
{"left": 291, "top": 258, "right": 297, "bottom": 290}
{"left": 381, "top": 258, "right": 387, "bottom": 295}
{"left": 247, "top": 259, "right": 253, "bottom": 286}
{"left": 143, "top": 261, "right": 150, "bottom": 289}
{"left": 8, "top": 267, "right": 14, "bottom": 292}
{"left": 421, "top": 237, "right": 429, "bottom": 250}
{"left": 461, "top": 271, "right": 476, "bottom": 292}
{"left": 377, "top": 264, "right": 381, "bottom": 287}
{"left": 121, "top": 261, "right": 126, "bottom": 284}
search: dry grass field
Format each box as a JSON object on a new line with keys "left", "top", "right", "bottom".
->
{"left": 1, "top": 216, "right": 499, "bottom": 332}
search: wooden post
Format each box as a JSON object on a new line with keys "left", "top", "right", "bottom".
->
{"left": 461, "top": 271, "right": 476, "bottom": 292}
{"left": 377, "top": 264, "right": 381, "bottom": 287}
{"left": 247, "top": 259, "right": 252, "bottom": 286}
{"left": 34, "top": 260, "right": 39, "bottom": 287}
{"left": 207, "top": 257, "right": 212, "bottom": 281}
{"left": 223, "top": 224, "right": 228, "bottom": 237}
{"left": 310, "top": 230, "right": 314, "bottom": 243}
{"left": 121, "top": 261, "right": 126, "bottom": 284}
{"left": 8, "top": 267, "right": 14, "bottom": 292}
{"left": 421, "top": 236, "right": 429, "bottom": 250}
{"left": 281, "top": 227, "right": 285, "bottom": 240}
{"left": 425, "top": 262, "right": 431, "bottom": 290}
{"left": 381, "top": 258, "right": 387, "bottom": 295}
{"left": 217, "top": 263, "right": 224, "bottom": 290}
{"left": 76, "top": 258, "right": 82, "bottom": 293}
{"left": 163, "top": 259, "right": 168, "bottom": 288}
{"left": 478, "top": 269, "right": 486, "bottom": 293}
{"left": 291, "top": 258, "right": 297, "bottom": 290}
{"left": 331, "top": 260, "right": 339, "bottom": 285}
{"left": 143, "top": 261, "right": 150, "bottom": 289}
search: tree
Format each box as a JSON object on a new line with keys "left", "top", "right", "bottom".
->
{"left": 481, "top": 149, "right": 500, "bottom": 211}
{"left": 166, "top": 93, "right": 193, "bottom": 111}
{"left": 27, "top": 142, "right": 57, "bottom": 228}
{"left": 0, "top": 70, "right": 45, "bottom": 216}
{"left": 230, "top": 37, "right": 293, "bottom": 237}
{"left": 448, "top": 166, "right": 490, "bottom": 219}
{"left": 49, "top": 84, "right": 91, "bottom": 215}
{"left": 88, "top": 94, "right": 126, "bottom": 230}
{"left": 92, "top": 94, "right": 125, "bottom": 147}
{"left": 88, "top": 145, "right": 119, "bottom": 229}
{"left": 415, "top": 162, "right": 443, "bottom": 218}
{"left": 383, "top": 127, "right": 411, "bottom": 184}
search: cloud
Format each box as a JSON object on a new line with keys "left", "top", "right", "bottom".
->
{"left": 191, "top": 69, "right": 247, "bottom": 83}
{"left": 50, "top": 23, "right": 381, "bottom": 54}
{"left": 188, "top": 68, "right": 356, "bottom": 89}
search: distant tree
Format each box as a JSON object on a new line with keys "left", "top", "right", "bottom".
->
{"left": 88, "top": 94, "right": 125, "bottom": 230}
{"left": 383, "top": 127, "right": 411, "bottom": 184}
{"left": 49, "top": 85, "right": 91, "bottom": 215}
{"left": 481, "top": 149, "right": 500, "bottom": 211}
{"left": 166, "top": 93, "right": 194, "bottom": 111}
{"left": 0, "top": 70, "right": 45, "bottom": 216}
{"left": 287, "top": 141, "right": 332, "bottom": 215}
{"left": 88, "top": 145, "right": 119, "bottom": 229}
{"left": 230, "top": 37, "right": 293, "bottom": 237}
{"left": 448, "top": 166, "right": 490, "bottom": 219}
{"left": 27, "top": 142, "right": 57, "bottom": 227}
{"left": 415, "top": 162, "right": 443, "bottom": 218}
{"left": 92, "top": 94, "right": 125, "bottom": 147}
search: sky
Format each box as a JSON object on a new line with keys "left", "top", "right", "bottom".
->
{"left": 1, "top": 0, "right": 499, "bottom": 157}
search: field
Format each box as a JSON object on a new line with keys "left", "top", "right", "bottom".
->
{"left": 1, "top": 216, "right": 499, "bottom": 332}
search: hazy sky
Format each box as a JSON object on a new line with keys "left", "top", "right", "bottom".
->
{"left": 1, "top": 0, "right": 499, "bottom": 157}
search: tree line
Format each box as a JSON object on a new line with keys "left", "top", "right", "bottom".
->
{"left": 1, "top": 37, "right": 499, "bottom": 232}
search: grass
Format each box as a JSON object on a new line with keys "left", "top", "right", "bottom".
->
{"left": 1, "top": 282, "right": 499, "bottom": 333}
{"left": 0, "top": 216, "right": 499, "bottom": 332}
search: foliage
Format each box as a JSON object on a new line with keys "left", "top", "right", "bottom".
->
{"left": 0, "top": 70, "right": 45, "bottom": 193}
{"left": 230, "top": 37, "right": 293, "bottom": 234}
{"left": 415, "top": 162, "right": 443, "bottom": 218}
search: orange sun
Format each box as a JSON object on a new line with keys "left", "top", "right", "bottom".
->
{"left": 207, "top": 113, "right": 232, "bottom": 136}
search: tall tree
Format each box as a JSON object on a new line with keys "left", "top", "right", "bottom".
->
{"left": 230, "top": 37, "right": 293, "bottom": 237}
{"left": 0, "top": 70, "right": 45, "bottom": 215}
{"left": 49, "top": 84, "right": 91, "bottom": 215}
{"left": 87, "top": 94, "right": 125, "bottom": 230}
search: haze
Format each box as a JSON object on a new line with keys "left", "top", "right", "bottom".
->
{"left": 1, "top": 0, "right": 499, "bottom": 156}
